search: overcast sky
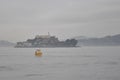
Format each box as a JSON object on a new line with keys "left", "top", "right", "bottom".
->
{"left": 0, "top": 0, "right": 120, "bottom": 42}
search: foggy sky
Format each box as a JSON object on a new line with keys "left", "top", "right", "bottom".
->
{"left": 0, "top": 0, "right": 120, "bottom": 42}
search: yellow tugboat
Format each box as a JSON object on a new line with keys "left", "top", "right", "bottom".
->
{"left": 35, "top": 49, "right": 42, "bottom": 57}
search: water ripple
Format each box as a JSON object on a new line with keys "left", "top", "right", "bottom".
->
{"left": 0, "top": 66, "right": 13, "bottom": 71}
{"left": 25, "top": 74, "right": 43, "bottom": 77}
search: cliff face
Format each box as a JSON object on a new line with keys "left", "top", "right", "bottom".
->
{"left": 76, "top": 34, "right": 120, "bottom": 46}
{"left": 15, "top": 35, "right": 78, "bottom": 48}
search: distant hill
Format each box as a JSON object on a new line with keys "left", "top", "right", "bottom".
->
{"left": 75, "top": 34, "right": 120, "bottom": 46}
{"left": 73, "top": 36, "right": 88, "bottom": 40}
{"left": 0, "top": 40, "right": 15, "bottom": 47}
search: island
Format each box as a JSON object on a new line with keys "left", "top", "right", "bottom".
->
{"left": 15, "top": 34, "right": 78, "bottom": 48}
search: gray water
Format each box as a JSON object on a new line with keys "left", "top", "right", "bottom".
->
{"left": 0, "top": 47, "right": 120, "bottom": 80}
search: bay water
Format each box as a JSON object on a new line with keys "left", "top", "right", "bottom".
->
{"left": 0, "top": 47, "right": 120, "bottom": 80}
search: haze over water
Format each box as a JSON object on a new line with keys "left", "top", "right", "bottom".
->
{"left": 0, "top": 47, "right": 120, "bottom": 80}
{"left": 0, "top": 0, "right": 120, "bottom": 79}
{"left": 0, "top": 0, "right": 120, "bottom": 42}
